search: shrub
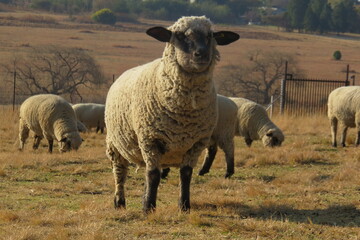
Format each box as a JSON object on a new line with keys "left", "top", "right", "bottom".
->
{"left": 333, "top": 50, "right": 342, "bottom": 60}
{"left": 92, "top": 8, "right": 116, "bottom": 25}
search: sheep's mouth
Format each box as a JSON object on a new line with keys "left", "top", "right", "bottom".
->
{"left": 190, "top": 59, "right": 211, "bottom": 67}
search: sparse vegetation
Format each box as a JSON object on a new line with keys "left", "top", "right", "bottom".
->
{"left": 333, "top": 50, "right": 342, "bottom": 60}
{"left": 1, "top": 107, "right": 360, "bottom": 239}
{"left": 92, "top": 8, "right": 116, "bottom": 25}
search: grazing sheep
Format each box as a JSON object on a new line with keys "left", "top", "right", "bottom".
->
{"left": 105, "top": 16, "right": 239, "bottom": 213}
{"left": 19, "top": 94, "right": 83, "bottom": 153}
{"left": 198, "top": 96, "right": 284, "bottom": 178}
{"left": 327, "top": 86, "right": 360, "bottom": 147}
{"left": 72, "top": 103, "right": 105, "bottom": 134}
{"left": 230, "top": 97, "right": 284, "bottom": 148}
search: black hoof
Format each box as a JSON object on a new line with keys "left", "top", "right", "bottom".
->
{"left": 225, "top": 171, "right": 234, "bottom": 178}
{"left": 161, "top": 168, "right": 170, "bottom": 179}
{"left": 114, "top": 196, "right": 126, "bottom": 209}
{"left": 198, "top": 169, "right": 208, "bottom": 176}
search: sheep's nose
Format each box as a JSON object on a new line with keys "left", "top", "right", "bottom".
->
{"left": 194, "top": 46, "right": 206, "bottom": 58}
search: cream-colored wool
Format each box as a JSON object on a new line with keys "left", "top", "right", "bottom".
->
{"left": 327, "top": 86, "right": 360, "bottom": 147}
{"left": 229, "top": 97, "right": 284, "bottom": 147}
{"left": 19, "top": 94, "right": 82, "bottom": 152}
{"left": 105, "top": 16, "right": 220, "bottom": 171}
{"left": 208, "top": 95, "right": 237, "bottom": 156}
{"left": 72, "top": 103, "right": 105, "bottom": 133}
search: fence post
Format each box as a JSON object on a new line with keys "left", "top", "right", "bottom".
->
{"left": 12, "top": 70, "right": 16, "bottom": 111}
{"left": 270, "top": 95, "right": 273, "bottom": 118}
{"left": 351, "top": 75, "right": 356, "bottom": 85}
{"left": 345, "top": 64, "right": 350, "bottom": 86}
{"left": 280, "top": 61, "right": 288, "bottom": 115}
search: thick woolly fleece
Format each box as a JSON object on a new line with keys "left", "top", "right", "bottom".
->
{"left": 105, "top": 16, "right": 220, "bottom": 171}
{"left": 327, "top": 86, "right": 360, "bottom": 146}
{"left": 19, "top": 94, "right": 82, "bottom": 152}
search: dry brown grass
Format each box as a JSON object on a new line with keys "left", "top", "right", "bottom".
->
{"left": 1, "top": 104, "right": 360, "bottom": 240}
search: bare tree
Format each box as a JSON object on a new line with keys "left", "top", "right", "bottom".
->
{"left": 217, "top": 49, "right": 301, "bottom": 104}
{"left": 3, "top": 46, "right": 105, "bottom": 102}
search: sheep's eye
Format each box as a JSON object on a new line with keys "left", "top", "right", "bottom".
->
{"left": 176, "top": 32, "right": 186, "bottom": 41}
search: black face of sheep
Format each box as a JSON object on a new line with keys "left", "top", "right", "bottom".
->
{"left": 146, "top": 27, "right": 239, "bottom": 73}
{"left": 264, "top": 131, "right": 283, "bottom": 147}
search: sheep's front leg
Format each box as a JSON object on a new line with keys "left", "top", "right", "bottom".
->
{"left": 141, "top": 139, "right": 165, "bottom": 213}
{"left": 182, "top": 139, "right": 208, "bottom": 212}
{"left": 33, "top": 135, "right": 42, "bottom": 150}
{"left": 179, "top": 166, "right": 192, "bottom": 212}
{"left": 339, "top": 123, "right": 348, "bottom": 147}
{"left": 48, "top": 139, "right": 54, "bottom": 153}
{"left": 198, "top": 143, "right": 218, "bottom": 176}
{"left": 330, "top": 117, "right": 338, "bottom": 147}
{"left": 355, "top": 113, "right": 360, "bottom": 146}
{"left": 143, "top": 167, "right": 161, "bottom": 213}
{"left": 19, "top": 120, "right": 29, "bottom": 151}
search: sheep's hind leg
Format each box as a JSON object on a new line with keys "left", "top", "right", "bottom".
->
{"left": 198, "top": 143, "right": 218, "bottom": 176}
{"left": 107, "top": 145, "right": 128, "bottom": 209}
{"left": 220, "top": 140, "right": 235, "bottom": 178}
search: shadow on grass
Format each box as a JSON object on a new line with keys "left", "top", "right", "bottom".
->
{"left": 197, "top": 202, "right": 360, "bottom": 227}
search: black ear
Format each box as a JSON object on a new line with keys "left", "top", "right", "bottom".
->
{"left": 146, "top": 27, "right": 172, "bottom": 42}
{"left": 213, "top": 31, "right": 240, "bottom": 45}
{"left": 60, "top": 137, "right": 67, "bottom": 142}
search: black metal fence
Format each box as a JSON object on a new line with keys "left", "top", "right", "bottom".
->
{"left": 280, "top": 63, "right": 354, "bottom": 115}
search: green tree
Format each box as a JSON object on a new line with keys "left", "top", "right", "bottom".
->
{"left": 92, "top": 8, "right": 116, "bottom": 25}
{"left": 318, "top": 3, "right": 332, "bottom": 33}
{"left": 304, "top": 5, "right": 317, "bottom": 32}
{"left": 332, "top": 1, "right": 347, "bottom": 33}
{"left": 287, "top": 0, "right": 310, "bottom": 31}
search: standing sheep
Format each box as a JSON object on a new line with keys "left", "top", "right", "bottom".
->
{"left": 19, "top": 94, "right": 83, "bottom": 153}
{"left": 72, "top": 103, "right": 105, "bottom": 134}
{"left": 105, "top": 16, "right": 239, "bottom": 213}
{"left": 327, "top": 86, "right": 360, "bottom": 147}
{"left": 198, "top": 96, "right": 284, "bottom": 178}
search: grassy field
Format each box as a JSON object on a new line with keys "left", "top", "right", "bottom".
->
{"left": 1, "top": 10, "right": 360, "bottom": 240}
{"left": 1, "top": 106, "right": 360, "bottom": 239}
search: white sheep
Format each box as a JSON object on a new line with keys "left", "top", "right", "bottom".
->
{"left": 105, "top": 16, "right": 239, "bottom": 213}
{"left": 72, "top": 103, "right": 105, "bottom": 134}
{"left": 198, "top": 96, "right": 284, "bottom": 178}
{"left": 327, "top": 86, "right": 360, "bottom": 147}
{"left": 19, "top": 94, "right": 83, "bottom": 153}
